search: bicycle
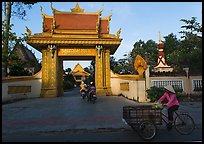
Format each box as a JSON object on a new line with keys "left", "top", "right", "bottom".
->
{"left": 160, "top": 105, "right": 195, "bottom": 135}
{"left": 122, "top": 103, "right": 195, "bottom": 141}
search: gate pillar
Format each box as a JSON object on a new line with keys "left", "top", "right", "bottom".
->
{"left": 95, "top": 45, "right": 112, "bottom": 96}
{"left": 40, "top": 45, "right": 58, "bottom": 97}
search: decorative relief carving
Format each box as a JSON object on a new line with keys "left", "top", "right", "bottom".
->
{"left": 96, "top": 45, "right": 103, "bottom": 58}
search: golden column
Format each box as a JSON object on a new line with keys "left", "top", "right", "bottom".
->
{"left": 95, "top": 45, "right": 106, "bottom": 96}
{"left": 104, "top": 48, "right": 112, "bottom": 95}
{"left": 40, "top": 44, "right": 58, "bottom": 97}
{"left": 57, "top": 57, "right": 63, "bottom": 96}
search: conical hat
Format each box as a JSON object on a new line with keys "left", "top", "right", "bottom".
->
{"left": 164, "top": 85, "right": 175, "bottom": 93}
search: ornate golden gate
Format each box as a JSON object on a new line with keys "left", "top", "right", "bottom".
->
{"left": 26, "top": 3, "right": 122, "bottom": 97}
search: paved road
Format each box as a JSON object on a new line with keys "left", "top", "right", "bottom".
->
{"left": 2, "top": 128, "right": 202, "bottom": 142}
{"left": 2, "top": 87, "right": 202, "bottom": 142}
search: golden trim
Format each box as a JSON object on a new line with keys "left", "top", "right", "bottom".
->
{"left": 28, "top": 39, "right": 121, "bottom": 45}
{"left": 100, "top": 34, "right": 117, "bottom": 38}
{"left": 53, "top": 29, "right": 98, "bottom": 35}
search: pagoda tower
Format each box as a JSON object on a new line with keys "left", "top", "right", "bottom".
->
{"left": 154, "top": 32, "right": 173, "bottom": 72}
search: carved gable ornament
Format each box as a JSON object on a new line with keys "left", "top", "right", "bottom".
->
{"left": 134, "top": 55, "right": 147, "bottom": 76}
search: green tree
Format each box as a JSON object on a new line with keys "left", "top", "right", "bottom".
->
{"left": 2, "top": 2, "right": 37, "bottom": 76}
{"left": 130, "top": 39, "right": 157, "bottom": 72}
{"left": 163, "top": 33, "right": 181, "bottom": 71}
{"left": 64, "top": 68, "right": 72, "bottom": 74}
{"left": 178, "top": 17, "right": 202, "bottom": 74}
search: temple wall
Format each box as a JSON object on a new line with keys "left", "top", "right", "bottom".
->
{"left": 110, "top": 71, "right": 147, "bottom": 102}
{"left": 2, "top": 71, "right": 42, "bottom": 103}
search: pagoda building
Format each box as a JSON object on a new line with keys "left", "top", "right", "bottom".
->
{"left": 71, "top": 63, "right": 90, "bottom": 85}
{"left": 154, "top": 32, "right": 173, "bottom": 72}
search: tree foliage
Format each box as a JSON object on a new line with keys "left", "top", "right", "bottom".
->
{"left": 110, "top": 17, "right": 202, "bottom": 75}
{"left": 2, "top": 2, "right": 37, "bottom": 76}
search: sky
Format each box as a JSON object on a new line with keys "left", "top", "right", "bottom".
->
{"left": 4, "top": 2, "right": 202, "bottom": 70}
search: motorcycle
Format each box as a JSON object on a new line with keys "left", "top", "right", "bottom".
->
{"left": 87, "top": 89, "right": 97, "bottom": 104}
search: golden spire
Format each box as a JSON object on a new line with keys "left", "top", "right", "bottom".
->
{"left": 71, "top": 3, "right": 84, "bottom": 13}
{"left": 159, "top": 31, "right": 162, "bottom": 44}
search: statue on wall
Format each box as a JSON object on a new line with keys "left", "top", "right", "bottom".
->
{"left": 134, "top": 55, "right": 147, "bottom": 76}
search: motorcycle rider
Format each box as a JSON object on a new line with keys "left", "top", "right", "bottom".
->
{"left": 80, "top": 81, "right": 86, "bottom": 96}
{"left": 87, "top": 82, "right": 96, "bottom": 101}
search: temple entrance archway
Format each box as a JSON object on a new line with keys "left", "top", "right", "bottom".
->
{"left": 26, "top": 3, "right": 122, "bottom": 97}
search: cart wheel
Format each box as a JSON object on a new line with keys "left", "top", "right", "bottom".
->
{"left": 138, "top": 120, "right": 157, "bottom": 141}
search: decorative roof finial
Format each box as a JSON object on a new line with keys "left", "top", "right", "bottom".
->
{"left": 40, "top": 6, "right": 46, "bottom": 16}
{"left": 40, "top": 6, "right": 43, "bottom": 14}
{"left": 109, "top": 10, "right": 113, "bottom": 20}
{"left": 99, "top": 4, "right": 104, "bottom": 14}
{"left": 71, "top": 2, "right": 84, "bottom": 13}
{"left": 25, "top": 26, "right": 31, "bottom": 36}
{"left": 50, "top": 2, "right": 54, "bottom": 10}
{"left": 116, "top": 28, "right": 122, "bottom": 38}
{"left": 159, "top": 31, "right": 162, "bottom": 44}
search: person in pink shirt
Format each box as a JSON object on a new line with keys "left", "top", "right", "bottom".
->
{"left": 157, "top": 85, "right": 179, "bottom": 129}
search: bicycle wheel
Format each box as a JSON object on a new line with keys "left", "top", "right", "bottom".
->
{"left": 138, "top": 120, "right": 157, "bottom": 141}
{"left": 174, "top": 113, "right": 195, "bottom": 135}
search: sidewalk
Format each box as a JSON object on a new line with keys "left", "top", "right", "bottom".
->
{"left": 2, "top": 89, "right": 202, "bottom": 135}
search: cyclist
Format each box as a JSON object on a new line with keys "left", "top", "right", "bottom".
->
{"left": 157, "top": 85, "right": 179, "bottom": 129}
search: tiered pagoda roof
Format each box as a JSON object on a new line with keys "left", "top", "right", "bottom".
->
{"left": 26, "top": 3, "right": 122, "bottom": 54}
{"left": 71, "top": 63, "right": 90, "bottom": 76}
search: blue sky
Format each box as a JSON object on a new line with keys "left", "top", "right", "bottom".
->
{"left": 5, "top": 2, "right": 202, "bottom": 70}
